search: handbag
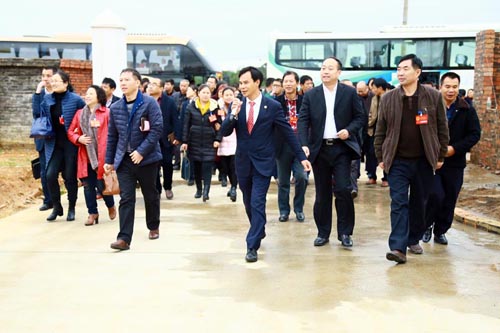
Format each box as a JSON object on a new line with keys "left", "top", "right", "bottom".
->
{"left": 102, "top": 171, "right": 120, "bottom": 195}
{"left": 31, "top": 157, "right": 41, "bottom": 180}
{"left": 30, "top": 108, "right": 54, "bottom": 139}
{"left": 181, "top": 152, "right": 190, "bottom": 181}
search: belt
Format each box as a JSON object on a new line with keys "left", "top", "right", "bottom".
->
{"left": 323, "top": 138, "right": 342, "bottom": 145}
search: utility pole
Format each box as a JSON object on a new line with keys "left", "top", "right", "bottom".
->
{"left": 402, "top": 0, "right": 408, "bottom": 25}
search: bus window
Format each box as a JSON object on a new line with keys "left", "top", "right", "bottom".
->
{"left": 448, "top": 38, "right": 475, "bottom": 68}
{"left": 337, "top": 40, "right": 366, "bottom": 69}
{"left": 391, "top": 39, "right": 444, "bottom": 68}
{"left": 0, "top": 42, "right": 15, "bottom": 58}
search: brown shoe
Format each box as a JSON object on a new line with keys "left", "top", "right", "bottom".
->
{"left": 366, "top": 178, "right": 377, "bottom": 185}
{"left": 85, "top": 213, "right": 99, "bottom": 226}
{"left": 408, "top": 243, "right": 423, "bottom": 254}
{"left": 110, "top": 239, "right": 129, "bottom": 251}
{"left": 149, "top": 229, "right": 160, "bottom": 240}
{"left": 386, "top": 250, "right": 407, "bottom": 263}
{"left": 165, "top": 189, "right": 174, "bottom": 200}
{"left": 381, "top": 181, "right": 389, "bottom": 187}
{"left": 108, "top": 206, "right": 117, "bottom": 220}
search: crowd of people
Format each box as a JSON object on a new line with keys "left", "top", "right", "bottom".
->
{"left": 31, "top": 53, "right": 481, "bottom": 264}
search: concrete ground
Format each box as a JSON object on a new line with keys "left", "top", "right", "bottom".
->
{"left": 0, "top": 167, "right": 499, "bottom": 332}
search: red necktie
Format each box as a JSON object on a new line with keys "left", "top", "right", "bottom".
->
{"left": 247, "top": 101, "right": 255, "bottom": 134}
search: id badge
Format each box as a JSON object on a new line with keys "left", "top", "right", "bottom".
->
{"left": 416, "top": 114, "right": 428, "bottom": 125}
{"left": 59, "top": 115, "right": 64, "bottom": 125}
{"left": 90, "top": 119, "right": 100, "bottom": 128}
{"left": 209, "top": 114, "right": 217, "bottom": 123}
{"left": 218, "top": 110, "right": 225, "bottom": 116}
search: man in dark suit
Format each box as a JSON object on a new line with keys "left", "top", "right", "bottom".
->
{"left": 220, "top": 66, "right": 312, "bottom": 263}
{"left": 297, "top": 57, "right": 365, "bottom": 248}
{"left": 101, "top": 77, "right": 120, "bottom": 107}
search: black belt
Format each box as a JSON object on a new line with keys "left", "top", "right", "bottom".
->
{"left": 323, "top": 138, "right": 342, "bottom": 145}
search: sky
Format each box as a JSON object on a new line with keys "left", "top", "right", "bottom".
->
{"left": 1, "top": 0, "right": 499, "bottom": 71}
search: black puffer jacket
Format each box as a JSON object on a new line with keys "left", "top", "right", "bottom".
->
{"left": 182, "top": 99, "right": 221, "bottom": 162}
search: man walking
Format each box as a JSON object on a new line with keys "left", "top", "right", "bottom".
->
{"left": 374, "top": 54, "right": 449, "bottom": 264}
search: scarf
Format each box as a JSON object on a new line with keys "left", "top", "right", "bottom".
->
{"left": 195, "top": 98, "right": 210, "bottom": 115}
{"left": 80, "top": 104, "right": 99, "bottom": 170}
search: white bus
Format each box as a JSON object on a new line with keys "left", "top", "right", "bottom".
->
{"left": 267, "top": 25, "right": 500, "bottom": 90}
{"left": 0, "top": 33, "right": 219, "bottom": 84}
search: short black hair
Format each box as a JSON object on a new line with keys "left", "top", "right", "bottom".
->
{"left": 398, "top": 54, "right": 423, "bottom": 70}
{"left": 238, "top": 66, "right": 264, "bottom": 87}
{"left": 282, "top": 71, "right": 299, "bottom": 83}
{"left": 299, "top": 75, "right": 313, "bottom": 85}
{"left": 440, "top": 71, "right": 461, "bottom": 85}
{"left": 101, "top": 77, "right": 116, "bottom": 89}
{"left": 265, "top": 77, "right": 275, "bottom": 87}
{"left": 372, "top": 78, "right": 388, "bottom": 90}
{"left": 327, "top": 56, "right": 343, "bottom": 70}
{"left": 165, "top": 79, "right": 175, "bottom": 85}
{"left": 42, "top": 66, "right": 59, "bottom": 74}
{"left": 121, "top": 68, "right": 142, "bottom": 81}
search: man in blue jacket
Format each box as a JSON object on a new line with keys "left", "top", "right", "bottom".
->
{"left": 105, "top": 68, "right": 163, "bottom": 251}
{"left": 422, "top": 72, "right": 481, "bottom": 245}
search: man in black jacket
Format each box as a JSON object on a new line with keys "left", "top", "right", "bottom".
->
{"left": 147, "top": 77, "right": 180, "bottom": 200}
{"left": 422, "top": 72, "right": 481, "bottom": 245}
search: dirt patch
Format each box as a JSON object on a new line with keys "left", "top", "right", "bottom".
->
{"left": 0, "top": 144, "right": 41, "bottom": 219}
{"left": 457, "top": 185, "right": 500, "bottom": 221}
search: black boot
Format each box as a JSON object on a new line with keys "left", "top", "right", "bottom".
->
{"left": 229, "top": 186, "right": 237, "bottom": 202}
{"left": 67, "top": 202, "right": 76, "bottom": 221}
{"left": 194, "top": 183, "right": 202, "bottom": 198}
{"left": 202, "top": 185, "right": 210, "bottom": 202}
{"left": 47, "top": 202, "right": 64, "bottom": 221}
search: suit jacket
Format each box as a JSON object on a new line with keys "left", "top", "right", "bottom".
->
{"left": 297, "top": 83, "right": 366, "bottom": 164}
{"left": 220, "top": 95, "right": 306, "bottom": 178}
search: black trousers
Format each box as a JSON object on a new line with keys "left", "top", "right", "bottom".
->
{"left": 46, "top": 139, "right": 78, "bottom": 206}
{"left": 219, "top": 155, "right": 237, "bottom": 187}
{"left": 312, "top": 143, "right": 355, "bottom": 239}
{"left": 156, "top": 144, "right": 174, "bottom": 193}
{"left": 193, "top": 161, "right": 213, "bottom": 190}
{"left": 425, "top": 165, "right": 464, "bottom": 236}
{"left": 116, "top": 156, "right": 160, "bottom": 244}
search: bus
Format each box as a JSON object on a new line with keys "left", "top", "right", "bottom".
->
{"left": 0, "top": 33, "right": 219, "bottom": 84}
{"left": 267, "top": 25, "right": 500, "bottom": 90}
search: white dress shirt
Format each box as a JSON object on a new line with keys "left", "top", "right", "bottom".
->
{"left": 246, "top": 93, "right": 263, "bottom": 126}
{"left": 322, "top": 84, "right": 339, "bottom": 139}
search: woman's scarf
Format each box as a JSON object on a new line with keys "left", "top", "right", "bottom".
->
{"left": 195, "top": 98, "right": 210, "bottom": 115}
{"left": 80, "top": 104, "right": 99, "bottom": 170}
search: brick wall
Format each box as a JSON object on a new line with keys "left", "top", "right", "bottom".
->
{"left": 0, "top": 59, "right": 92, "bottom": 144}
{"left": 470, "top": 30, "right": 500, "bottom": 172}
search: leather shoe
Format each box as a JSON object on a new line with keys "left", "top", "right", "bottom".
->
{"left": 422, "top": 226, "right": 432, "bottom": 243}
{"left": 339, "top": 234, "right": 353, "bottom": 247}
{"left": 165, "top": 189, "right": 174, "bottom": 200}
{"left": 434, "top": 234, "right": 448, "bottom": 245}
{"left": 314, "top": 237, "right": 329, "bottom": 247}
{"left": 39, "top": 203, "right": 53, "bottom": 211}
{"left": 366, "top": 178, "right": 377, "bottom": 185}
{"left": 351, "top": 190, "right": 358, "bottom": 199}
{"left": 108, "top": 206, "right": 117, "bottom": 220}
{"left": 295, "top": 212, "right": 305, "bottom": 222}
{"left": 110, "top": 239, "right": 130, "bottom": 251}
{"left": 245, "top": 248, "right": 258, "bottom": 262}
{"left": 386, "top": 250, "right": 407, "bottom": 264}
{"left": 187, "top": 179, "right": 194, "bottom": 186}
{"left": 194, "top": 189, "right": 202, "bottom": 198}
{"left": 408, "top": 243, "right": 423, "bottom": 254}
{"left": 148, "top": 229, "right": 160, "bottom": 240}
{"left": 278, "top": 214, "right": 289, "bottom": 222}
{"left": 85, "top": 214, "right": 99, "bottom": 226}
{"left": 46, "top": 206, "right": 63, "bottom": 221}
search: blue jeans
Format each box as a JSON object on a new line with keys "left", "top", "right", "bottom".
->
{"left": 276, "top": 143, "right": 307, "bottom": 215}
{"left": 38, "top": 147, "right": 51, "bottom": 205}
{"left": 81, "top": 164, "right": 115, "bottom": 215}
{"left": 387, "top": 158, "right": 434, "bottom": 253}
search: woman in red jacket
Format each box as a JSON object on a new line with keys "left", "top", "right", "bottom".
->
{"left": 68, "top": 85, "right": 116, "bottom": 226}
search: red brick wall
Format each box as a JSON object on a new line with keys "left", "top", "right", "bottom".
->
{"left": 470, "top": 30, "right": 500, "bottom": 172}
{"left": 60, "top": 59, "right": 93, "bottom": 97}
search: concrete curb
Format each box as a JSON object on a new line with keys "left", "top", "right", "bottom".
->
{"left": 454, "top": 207, "right": 500, "bottom": 234}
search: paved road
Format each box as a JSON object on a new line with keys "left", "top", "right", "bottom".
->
{"left": 0, "top": 168, "right": 499, "bottom": 332}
